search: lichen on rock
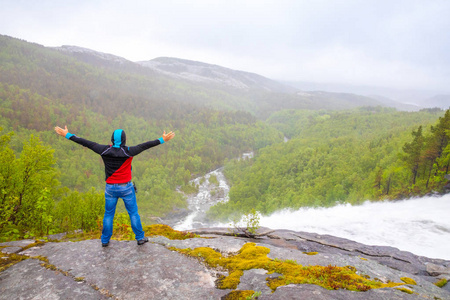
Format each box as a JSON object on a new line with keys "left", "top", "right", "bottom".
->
{"left": 1, "top": 226, "right": 449, "bottom": 300}
{"left": 174, "top": 242, "right": 404, "bottom": 292}
{"left": 222, "top": 290, "right": 257, "bottom": 300}
{"left": 435, "top": 278, "right": 448, "bottom": 288}
{"left": 400, "top": 276, "right": 417, "bottom": 285}
{"left": 0, "top": 253, "right": 30, "bottom": 272}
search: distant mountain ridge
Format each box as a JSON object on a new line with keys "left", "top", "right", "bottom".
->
{"left": 138, "top": 57, "right": 296, "bottom": 93}
{"left": 49, "top": 41, "right": 449, "bottom": 112}
{"left": 0, "top": 35, "right": 391, "bottom": 117}
{"left": 55, "top": 45, "right": 130, "bottom": 64}
{"left": 284, "top": 80, "right": 450, "bottom": 111}
{"left": 424, "top": 95, "right": 450, "bottom": 110}
{"left": 53, "top": 46, "right": 295, "bottom": 93}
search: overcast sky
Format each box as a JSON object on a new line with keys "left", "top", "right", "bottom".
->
{"left": 1, "top": 0, "right": 450, "bottom": 93}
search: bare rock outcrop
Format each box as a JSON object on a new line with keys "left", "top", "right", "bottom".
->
{"left": 1, "top": 227, "right": 449, "bottom": 300}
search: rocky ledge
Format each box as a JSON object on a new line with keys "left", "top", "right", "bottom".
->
{"left": 1, "top": 227, "right": 449, "bottom": 300}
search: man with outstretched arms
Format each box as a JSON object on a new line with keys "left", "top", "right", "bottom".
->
{"left": 54, "top": 125, "right": 175, "bottom": 247}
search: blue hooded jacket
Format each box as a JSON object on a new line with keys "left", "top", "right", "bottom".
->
{"left": 65, "top": 129, "right": 164, "bottom": 183}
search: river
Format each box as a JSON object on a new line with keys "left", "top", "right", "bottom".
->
{"left": 256, "top": 195, "right": 450, "bottom": 260}
{"left": 174, "top": 167, "right": 230, "bottom": 230}
{"left": 174, "top": 168, "right": 450, "bottom": 260}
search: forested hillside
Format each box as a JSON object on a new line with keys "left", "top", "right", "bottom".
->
{"left": 208, "top": 107, "right": 449, "bottom": 220}
{"left": 0, "top": 35, "right": 280, "bottom": 240}
{"left": 51, "top": 42, "right": 385, "bottom": 117}
{"left": 0, "top": 34, "right": 448, "bottom": 240}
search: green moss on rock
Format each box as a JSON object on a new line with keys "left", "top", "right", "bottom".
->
{"left": 144, "top": 224, "right": 198, "bottom": 240}
{"left": 396, "top": 287, "right": 414, "bottom": 294}
{"left": 21, "top": 240, "right": 47, "bottom": 251}
{"left": 32, "top": 255, "right": 49, "bottom": 263}
{"left": 0, "top": 253, "right": 30, "bottom": 272}
{"left": 302, "top": 251, "right": 318, "bottom": 255}
{"left": 62, "top": 224, "right": 198, "bottom": 242}
{"left": 222, "top": 290, "right": 256, "bottom": 300}
{"left": 400, "top": 277, "right": 417, "bottom": 285}
{"left": 434, "top": 278, "right": 448, "bottom": 288}
{"left": 175, "top": 242, "right": 404, "bottom": 292}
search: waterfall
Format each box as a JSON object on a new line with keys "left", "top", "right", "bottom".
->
{"left": 255, "top": 195, "right": 450, "bottom": 260}
{"left": 174, "top": 168, "right": 230, "bottom": 230}
{"left": 175, "top": 167, "right": 450, "bottom": 260}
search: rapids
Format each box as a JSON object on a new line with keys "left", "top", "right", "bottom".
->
{"left": 175, "top": 168, "right": 450, "bottom": 260}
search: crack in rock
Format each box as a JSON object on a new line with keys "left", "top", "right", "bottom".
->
{"left": 291, "top": 233, "right": 412, "bottom": 263}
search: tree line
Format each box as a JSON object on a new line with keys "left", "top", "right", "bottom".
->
{"left": 402, "top": 110, "right": 450, "bottom": 191}
{"left": 207, "top": 107, "right": 448, "bottom": 221}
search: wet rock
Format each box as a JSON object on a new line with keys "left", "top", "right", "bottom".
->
{"left": 1, "top": 246, "right": 22, "bottom": 254}
{"left": 262, "top": 229, "right": 448, "bottom": 277}
{"left": 18, "top": 240, "right": 228, "bottom": 300}
{"left": 189, "top": 226, "right": 275, "bottom": 237}
{"left": 1, "top": 227, "right": 449, "bottom": 300}
{"left": 0, "top": 239, "right": 36, "bottom": 248}
{"left": 47, "top": 232, "right": 68, "bottom": 241}
{"left": 160, "top": 208, "right": 190, "bottom": 226}
{"left": 258, "top": 284, "right": 423, "bottom": 300}
{"left": 427, "top": 263, "right": 450, "bottom": 276}
{"left": 149, "top": 234, "right": 246, "bottom": 253}
{"left": 0, "top": 259, "right": 109, "bottom": 300}
{"left": 236, "top": 269, "right": 273, "bottom": 295}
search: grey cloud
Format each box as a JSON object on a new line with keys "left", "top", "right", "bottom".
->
{"left": 1, "top": 0, "right": 449, "bottom": 92}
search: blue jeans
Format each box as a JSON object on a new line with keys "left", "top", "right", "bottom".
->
{"left": 101, "top": 182, "right": 145, "bottom": 244}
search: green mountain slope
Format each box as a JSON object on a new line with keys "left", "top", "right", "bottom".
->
{"left": 0, "top": 35, "right": 383, "bottom": 117}
{"left": 208, "top": 107, "right": 449, "bottom": 220}
{"left": 0, "top": 35, "right": 283, "bottom": 235}
{"left": 1, "top": 34, "right": 447, "bottom": 239}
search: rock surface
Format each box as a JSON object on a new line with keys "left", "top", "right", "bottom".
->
{"left": 1, "top": 227, "right": 449, "bottom": 300}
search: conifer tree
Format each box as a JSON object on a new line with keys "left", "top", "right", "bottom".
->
{"left": 402, "top": 126, "right": 424, "bottom": 185}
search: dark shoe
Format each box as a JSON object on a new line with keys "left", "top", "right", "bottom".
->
{"left": 137, "top": 237, "right": 148, "bottom": 245}
{"left": 102, "top": 242, "right": 109, "bottom": 247}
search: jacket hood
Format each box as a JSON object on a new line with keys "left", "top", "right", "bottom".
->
{"left": 111, "top": 129, "right": 126, "bottom": 148}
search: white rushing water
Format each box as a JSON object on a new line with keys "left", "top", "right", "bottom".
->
{"left": 256, "top": 195, "right": 450, "bottom": 260}
{"left": 174, "top": 168, "right": 230, "bottom": 230}
{"left": 175, "top": 167, "right": 450, "bottom": 260}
